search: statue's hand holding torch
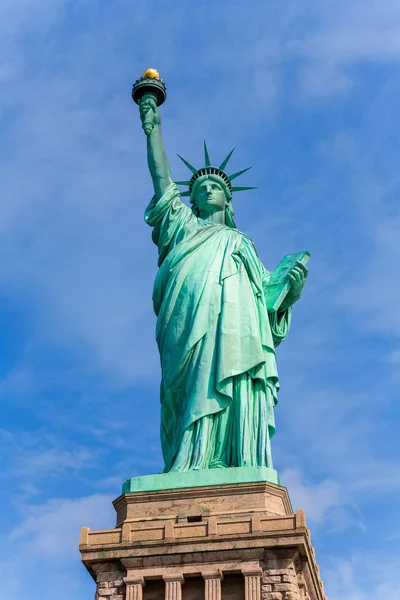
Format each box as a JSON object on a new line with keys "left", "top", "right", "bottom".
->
{"left": 132, "top": 68, "right": 166, "bottom": 137}
{"left": 139, "top": 95, "right": 161, "bottom": 136}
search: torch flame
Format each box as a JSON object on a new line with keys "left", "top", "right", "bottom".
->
{"left": 142, "top": 68, "right": 161, "bottom": 80}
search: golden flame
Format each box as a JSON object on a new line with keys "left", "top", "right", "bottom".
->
{"left": 142, "top": 68, "right": 160, "bottom": 80}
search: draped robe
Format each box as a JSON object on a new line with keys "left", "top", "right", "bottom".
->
{"left": 145, "top": 184, "right": 291, "bottom": 472}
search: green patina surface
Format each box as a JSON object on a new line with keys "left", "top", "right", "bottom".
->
{"left": 126, "top": 73, "right": 309, "bottom": 484}
{"left": 122, "top": 466, "right": 280, "bottom": 494}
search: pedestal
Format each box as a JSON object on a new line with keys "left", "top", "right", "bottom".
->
{"left": 80, "top": 478, "right": 327, "bottom": 600}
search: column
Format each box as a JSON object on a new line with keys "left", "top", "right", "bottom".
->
{"left": 163, "top": 574, "right": 185, "bottom": 600}
{"left": 242, "top": 568, "right": 262, "bottom": 600}
{"left": 124, "top": 576, "right": 145, "bottom": 600}
{"left": 202, "top": 571, "right": 223, "bottom": 600}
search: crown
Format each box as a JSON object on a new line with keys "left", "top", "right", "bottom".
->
{"left": 175, "top": 141, "right": 256, "bottom": 197}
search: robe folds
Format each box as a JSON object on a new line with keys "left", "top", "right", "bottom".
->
{"left": 145, "top": 184, "right": 291, "bottom": 472}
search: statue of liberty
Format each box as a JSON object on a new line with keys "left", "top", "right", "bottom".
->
{"left": 135, "top": 71, "right": 308, "bottom": 475}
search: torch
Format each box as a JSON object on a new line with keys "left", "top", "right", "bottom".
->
{"left": 132, "top": 68, "right": 167, "bottom": 136}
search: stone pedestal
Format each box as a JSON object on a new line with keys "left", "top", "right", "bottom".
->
{"left": 80, "top": 480, "right": 327, "bottom": 600}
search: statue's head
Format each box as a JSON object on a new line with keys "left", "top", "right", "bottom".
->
{"left": 190, "top": 173, "right": 236, "bottom": 227}
{"left": 176, "top": 142, "right": 255, "bottom": 229}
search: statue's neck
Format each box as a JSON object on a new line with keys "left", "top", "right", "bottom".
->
{"left": 199, "top": 210, "right": 225, "bottom": 225}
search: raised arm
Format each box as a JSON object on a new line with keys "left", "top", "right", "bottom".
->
{"left": 139, "top": 96, "right": 172, "bottom": 201}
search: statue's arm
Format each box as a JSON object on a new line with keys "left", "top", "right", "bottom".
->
{"left": 139, "top": 97, "right": 173, "bottom": 201}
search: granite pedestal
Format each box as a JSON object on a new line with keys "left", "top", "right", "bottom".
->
{"left": 80, "top": 473, "right": 327, "bottom": 600}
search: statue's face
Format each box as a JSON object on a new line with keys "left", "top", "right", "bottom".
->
{"left": 194, "top": 176, "right": 226, "bottom": 216}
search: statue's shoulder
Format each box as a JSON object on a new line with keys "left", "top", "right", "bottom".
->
{"left": 234, "top": 228, "right": 256, "bottom": 246}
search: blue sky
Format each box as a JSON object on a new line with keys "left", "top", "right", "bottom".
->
{"left": 1, "top": 1, "right": 400, "bottom": 598}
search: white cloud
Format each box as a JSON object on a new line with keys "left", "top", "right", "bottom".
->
{"left": 11, "top": 493, "right": 114, "bottom": 558}
{"left": 13, "top": 447, "right": 95, "bottom": 479}
{"left": 0, "top": 493, "right": 114, "bottom": 599}
{"left": 0, "top": 430, "right": 98, "bottom": 485}
{"left": 0, "top": 368, "right": 34, "bottom": 396}
{"left": 240, "top": 1, "right": 400, "bottom": 99}
{"left": 347, "top": 460, "right": 400, "bottom": 493}
{"left": 280, "top": 468, "right": 342, "bottom": 524}
{"left": 325, "top": 554, "right": 400, "bottom": 600}
{"left": 293, "top": 2, "right": 400, "bottom": 98}
{"left": 319, "top": 117, "right": 400, "bottom": 346}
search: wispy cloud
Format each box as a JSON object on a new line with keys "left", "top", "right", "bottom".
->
{"left": 281, "top": 468, "right": 342, "bottom": 524}
{"left": 0, "top": 429, "right": 98, "bottom": 489}
{"left": 0, "top": 492, "right": 114, "bottom": 599}
{"left": 11, "top": 493, "right": 114, "bottom": 557}
{"left": 325, "top": 554, "right": 400, "bottom": 600}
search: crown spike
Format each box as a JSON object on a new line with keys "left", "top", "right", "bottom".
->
{"left": 177, "top": 154, "right": 198, "bottom": 174}
{"left": 231, "top": 186, "right": 257, "bottom": 192}
{"left": 180, "top": 191, "right": 191, "bottom": 197}
{"left": 204, "top": 140, "right": 211, "bottom": 167}
{"left": 219, "top": 148, "right": 235, "bottom": 171}
{"left": 175, "top": 180, "right": 191, "bottom": 186}
{"left": 229, "top": 167, "right": 252, "bottom": 181}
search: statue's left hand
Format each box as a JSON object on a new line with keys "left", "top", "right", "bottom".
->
{"left": 283, "top": 260, "right": 308, "bottom": 308}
